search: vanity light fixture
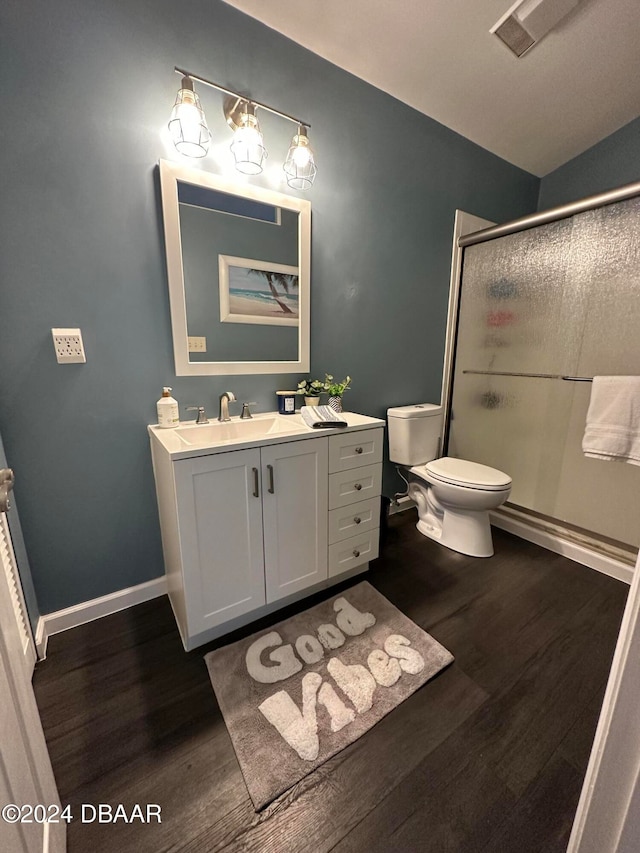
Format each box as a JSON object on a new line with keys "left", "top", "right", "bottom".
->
{"left": 225, "top": 99, "right": 267, "bottom": 175}
{"left": 168, "top": 76, "right": 211, "bottom": 158}
{"left": 169, "top": 67, "right": 316, "bottom": 189}
{"left": 283, "top": 125, "right": 317, "bottom": 191}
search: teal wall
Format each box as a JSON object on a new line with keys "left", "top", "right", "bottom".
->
{"left": 0, "top": 0, "right": 539, "bottom": 614}
{"left": 538, "top": 116, "right": 640, "bottom": 210}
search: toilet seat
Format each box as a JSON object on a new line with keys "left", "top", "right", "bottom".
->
{"left": 412, "top": 457, "right": 511, "bottom": 491}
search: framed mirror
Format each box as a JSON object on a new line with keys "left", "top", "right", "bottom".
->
{"left": 159, "top": 160, "right": 310, "bottom": 375}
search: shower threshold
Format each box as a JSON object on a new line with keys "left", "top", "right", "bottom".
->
{"left": 491, "top": 504, "right": 636, "bottom": 584}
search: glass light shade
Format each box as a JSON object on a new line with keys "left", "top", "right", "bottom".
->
{"left": 168, "top": 84, "right": 210, "bottom": 158}
{"left": 230, "top": 108, "right": 267, "bottom": 175}
{"left": 283, "top": 126, "right": 317, "bottom": 190}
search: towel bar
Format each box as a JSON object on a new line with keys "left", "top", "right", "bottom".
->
{"left": 462, "top": 370, "right": 593, "bottom": 382}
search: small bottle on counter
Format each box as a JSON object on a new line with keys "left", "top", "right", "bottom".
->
{"left": 276, "top": 390, "right": 297, "bottom": 415}
{"left": 157, "top": 387, "right": 179, "bottom": 428}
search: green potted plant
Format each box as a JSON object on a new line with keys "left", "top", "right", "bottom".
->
{"left": 297, "top": 378, "right": 325, "bottom": 406}
{"left": 323, "top": 374, "right": 352, "bottom": 412}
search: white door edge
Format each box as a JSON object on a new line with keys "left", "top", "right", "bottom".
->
{"left": 568, "top": 546, "right": 640, "bottom": 851}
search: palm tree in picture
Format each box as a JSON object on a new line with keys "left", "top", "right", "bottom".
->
{"left": 249, "top": 269, "right": 299, "bottom": 316}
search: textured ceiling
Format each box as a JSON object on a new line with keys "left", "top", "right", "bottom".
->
{"left": 221, "top": 0, "right": 640, "bottom": 176}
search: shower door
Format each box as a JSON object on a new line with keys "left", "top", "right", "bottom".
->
{"left": 448, "top": 195, "right": 640, "bottom": 550}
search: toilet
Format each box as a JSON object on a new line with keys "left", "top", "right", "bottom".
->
{"left": 387, "top": 403, "right": 512, "bottom": 557}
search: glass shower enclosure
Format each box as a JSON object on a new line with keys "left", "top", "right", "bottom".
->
{"left": 448, "top": 193, "right": 640, "bottom": 553}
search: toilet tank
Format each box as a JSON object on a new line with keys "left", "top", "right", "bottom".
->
{"left": 387, "top": 403, "right": 443, "bottom": 466}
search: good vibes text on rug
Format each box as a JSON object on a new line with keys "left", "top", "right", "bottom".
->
{"left": 245, "top": 594, "right": 426, "bottom": 761}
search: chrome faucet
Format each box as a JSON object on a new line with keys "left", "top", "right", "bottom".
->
{"left": 186, "top": 405, "right": 208, "bottom": 424}
{"left": 218, "top": 391, "right": 236, "bottom": 422}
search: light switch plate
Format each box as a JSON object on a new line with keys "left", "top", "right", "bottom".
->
{"left": 188, "top": 336, "right": 207, "bottom": 353}
{"left": 52, "top": 328, "right": 86, "bottom": 363}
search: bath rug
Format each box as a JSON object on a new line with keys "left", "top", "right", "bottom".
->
{"left": 204, "top": 581, "right": 453, "bottom": 810}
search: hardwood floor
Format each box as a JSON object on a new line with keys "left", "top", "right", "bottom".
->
{"left": 33, "top": 512, "right": 628, "bottom": 852}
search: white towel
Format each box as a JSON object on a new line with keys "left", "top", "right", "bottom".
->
{"left": 582, "top": 376, "right": 640, "bottom": 465}
{"left": 300, "top": 405, "right": 347, "bottom": 429}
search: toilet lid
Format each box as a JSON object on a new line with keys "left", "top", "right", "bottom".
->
{"left": 424, "top": 457, "right": 512, "bottom": 490}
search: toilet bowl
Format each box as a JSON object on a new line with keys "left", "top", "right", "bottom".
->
{"left": 387, "top": 404, "right": 512, "bottom": 558}
{"left": 408, "top": 457, "right": 511, "bottom": 557}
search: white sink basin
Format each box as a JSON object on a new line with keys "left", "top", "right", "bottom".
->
{"left": 149, "top": 410, "right": 381, "bottom": 459}
{"left": 174, "top": 414, "right": 305, "bottom": 447}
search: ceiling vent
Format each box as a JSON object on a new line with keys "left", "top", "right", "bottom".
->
{"left": 491, "top": 0, "right": 581, "bottom": 57}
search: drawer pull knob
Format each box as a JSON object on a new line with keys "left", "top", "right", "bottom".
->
{"left": 354, "top": 516, "right": 361, "bottom": 524}
{"left": 354, "top": 483, "right": 362, "bottom": 491}
{"left": 355, "top": 446, "right": 363, "bottom": 454}
{"left": 353, "top": 549, "right": 361, "bottom": 558}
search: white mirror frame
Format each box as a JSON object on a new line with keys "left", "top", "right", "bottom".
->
{"left": 159, "top": 159, "right": 311, "bottom": 375}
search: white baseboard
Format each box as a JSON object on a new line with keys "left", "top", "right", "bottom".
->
{"left": 491, "top": 509, "right": 634, "bottom": 585}
{"left": 34, "top": 618, "right": 48, "bottom": 661}
{"left": 35, "top": 576, "right": 167, "bottom": 660}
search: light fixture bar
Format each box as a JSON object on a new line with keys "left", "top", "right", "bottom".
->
{"left": 173, "top": 67, "right": 310, "bottom": 129}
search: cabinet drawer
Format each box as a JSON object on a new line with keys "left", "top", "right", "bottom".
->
{"left": 328, "top": 496, "right": 380, "bottom": 544}
{"left": 329, "top": 463, "right": 382, "bottom": 509}
{"left": 328, "top": 529, "right": 380, "bottom": 577}
{"left": 329, "top": 428, "right": 384, "bottom": 473}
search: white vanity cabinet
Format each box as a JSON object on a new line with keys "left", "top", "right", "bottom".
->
{"left": 149, "top": 412, "right": 384, "bottom": 650}
{"left": 327, "top": 429, "right": 383, "bottom": 578}
{"left": 165, "top": 437, "right": 327, "bottom": 644}
{"left": 172, "top": 448, "right": 267, "bottom": 634}
{"left": 261, "top": 438, "right": 328, "bottom": 604}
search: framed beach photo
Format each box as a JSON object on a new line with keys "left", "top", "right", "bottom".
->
{"left": 219, "top": 255, "right": 300, "bottom": 327}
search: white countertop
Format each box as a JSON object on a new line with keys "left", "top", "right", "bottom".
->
{"left": 148, "top": 410, "right": 385, "bottom": 460}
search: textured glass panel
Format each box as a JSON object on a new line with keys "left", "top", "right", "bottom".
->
{"left": 450, "top": 217, "right": 581, "bottom": 515}
{"left": 448, "top": 374, "right": 572, "bottom": 514}
{"left": 449, "top": 196, "right": 640, "bottom": 548}
{"left": 455, "top": 218, "right": 583, "bottom": 377}
{"left": 553, "top": 197, "right": 640, "bottom": 546}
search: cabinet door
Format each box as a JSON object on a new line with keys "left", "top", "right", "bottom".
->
{"left": 174, "top": 449, "right": 266, "bottom": 635}
{"left": 261, "top": 437, "right": 328, "bottom": 604}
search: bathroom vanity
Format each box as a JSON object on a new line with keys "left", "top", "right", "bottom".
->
{"left": 149, "top": 412, "right": 384, "bottom": 650}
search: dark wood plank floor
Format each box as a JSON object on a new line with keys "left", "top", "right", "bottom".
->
{"left": 33, "top": 512, "right": 628, "bottom": 852}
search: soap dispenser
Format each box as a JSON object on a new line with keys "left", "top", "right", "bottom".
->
{"left": 157, "top": 387, "right": 179, "bottom": 428}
